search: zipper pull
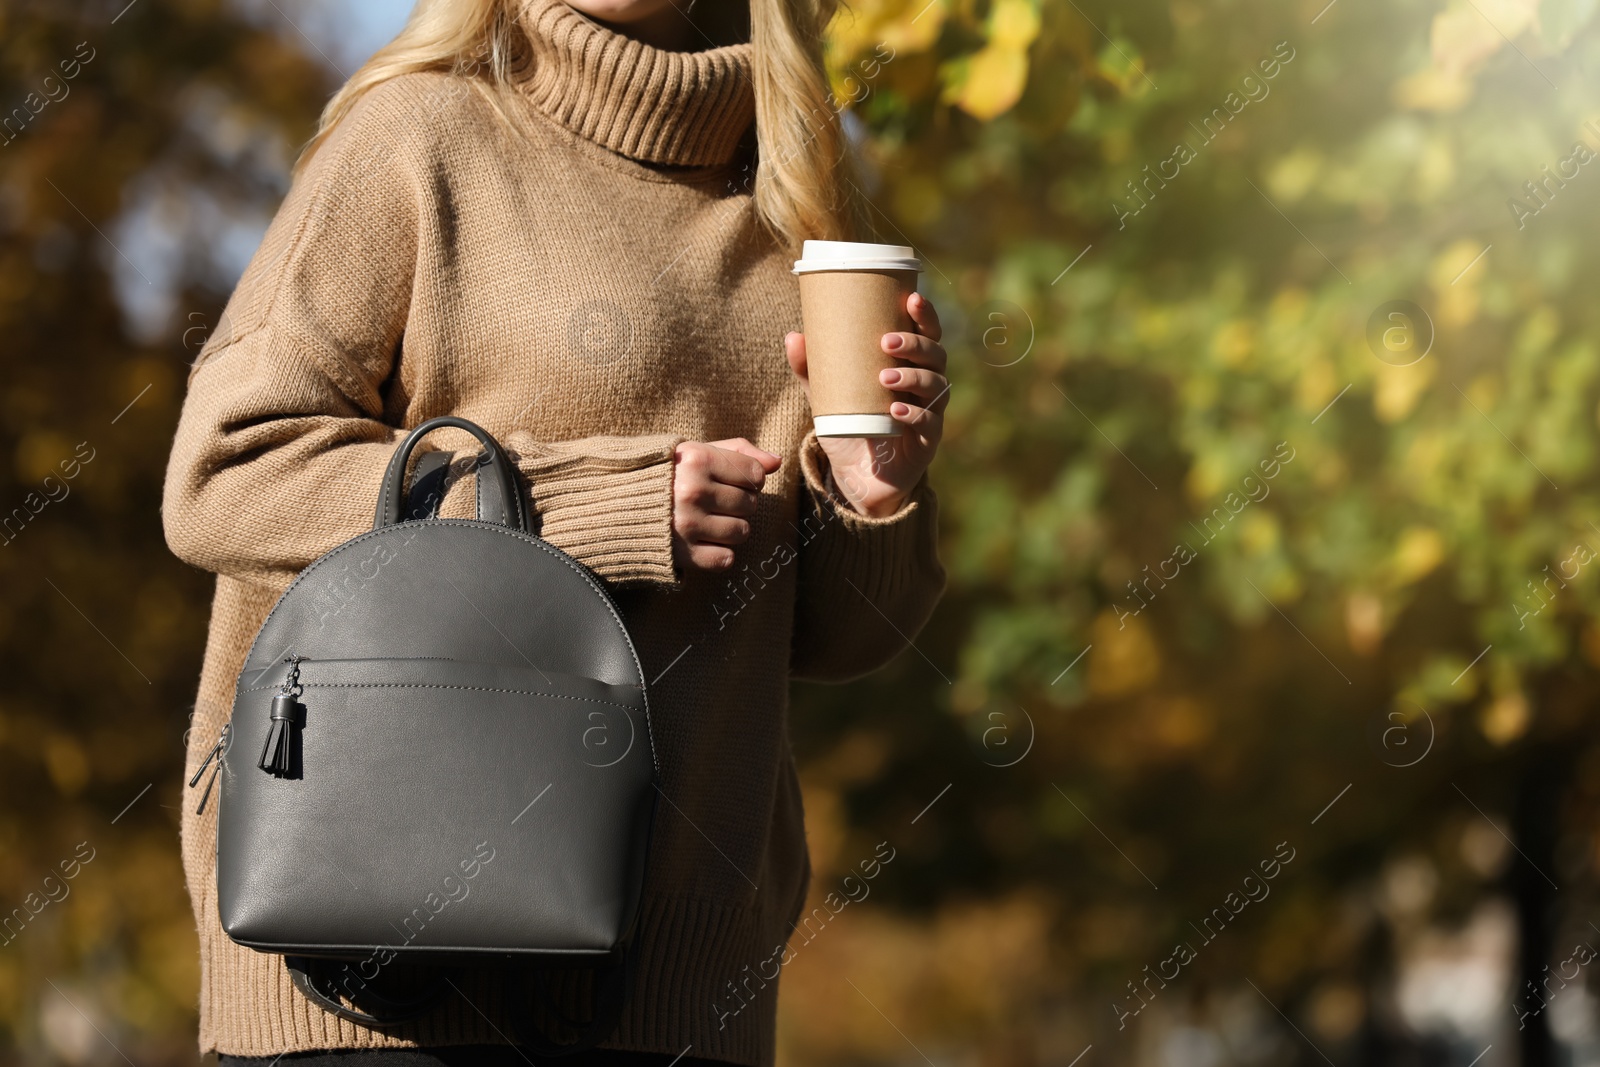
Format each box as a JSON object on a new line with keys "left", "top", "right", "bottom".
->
{"left": 188, "top": 724, "right": 230, "bottom": 815}
{"left": 258, "top": 655, "right": 303, "bottom": 778}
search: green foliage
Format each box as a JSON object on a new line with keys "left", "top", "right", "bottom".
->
{"left": 787, "top": 0, "right": 1600, "bottom": 1057}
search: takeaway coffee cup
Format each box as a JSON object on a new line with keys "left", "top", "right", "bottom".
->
{"left": 793, "top": 240, "right": 924, "bottom": 437}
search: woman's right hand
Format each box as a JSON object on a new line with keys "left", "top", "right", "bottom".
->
{"left": 672, "top": 438, "right": 782, "bottom": 572}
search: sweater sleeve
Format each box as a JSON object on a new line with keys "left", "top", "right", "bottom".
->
{"left": 789, "top": 431, "right": 947, "bottom": 683}
{"left": 423, "top": 429, "right": 683, "bottom": 584}
{"left": 161, "top": 77, "right": 682, "bottom": 592}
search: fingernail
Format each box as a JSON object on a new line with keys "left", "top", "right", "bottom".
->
{"left": 883, "top": 334, "right": 903, "bottom": 351}
{"left": 881, "top": 369, "right": 902, "bottom": 385}
{"left": 892, "top": 403, "right": 910, "bottom": 416}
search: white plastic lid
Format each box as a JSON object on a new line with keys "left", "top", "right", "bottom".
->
{"left": 814, "top": 414, "right": 902, "bottom": 438}
{"left": 793, "top": 240, "right": 922, "bottom": 274}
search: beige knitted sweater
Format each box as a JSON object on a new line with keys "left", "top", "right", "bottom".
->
{"left": 160, "top": 0, "right": 944, "bottom": 1062}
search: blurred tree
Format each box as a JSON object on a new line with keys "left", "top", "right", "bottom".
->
{"left": 786, "top": 0, "right": 1600, "bottom": 1063}
{"left": 0, "top": 2, "right": 331, "bottom": 1062}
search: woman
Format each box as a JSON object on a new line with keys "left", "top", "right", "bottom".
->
{"left": 162, "top": 0, "right": 947, "bottom": 1061}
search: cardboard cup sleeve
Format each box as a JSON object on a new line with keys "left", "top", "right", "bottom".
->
{"left": 793, "top": 241, "right": 923, "bottom": 439}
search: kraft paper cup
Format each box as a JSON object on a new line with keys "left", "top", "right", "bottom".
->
{"left": 793, "top": 240, "right": 923, "bottom": 438}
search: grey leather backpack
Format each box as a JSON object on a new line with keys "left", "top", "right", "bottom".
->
{"left": 188, "top": 416, "right": 658, "bottom": 1053}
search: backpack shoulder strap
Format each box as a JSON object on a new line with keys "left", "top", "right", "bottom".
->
{"left": 505, "top": 946, "right": 635, "bottom": 1057}
{"left": 285, "top": 956, "right": 451, "bottom": 1028}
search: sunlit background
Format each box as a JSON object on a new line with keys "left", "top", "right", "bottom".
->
{"left": 4, "top": 0, "right": 1600, "bottom": 1064}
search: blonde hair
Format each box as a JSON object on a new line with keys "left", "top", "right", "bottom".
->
{"left": 296, "top": 0, "right": 860, "bottom": 253}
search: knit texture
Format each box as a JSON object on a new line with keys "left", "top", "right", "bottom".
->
{"left": 161, "top": 1, "right": 945, "bottom": 1064}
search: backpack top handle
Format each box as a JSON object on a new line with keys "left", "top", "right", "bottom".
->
{"left": 372, "top": 416, "right": 529, "bottom": 534}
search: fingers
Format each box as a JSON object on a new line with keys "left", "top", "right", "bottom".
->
{"left": 889, "top": 397, "right": 944, "bottom": 438}
{"left": 907, "top": 292, "right": 942, "bottom": 342}
{"left": 684, "top": 478, "right": 761, "bottom": 520}
{"left": 675, "top": 440, "right": 769, "bottom": 491}
{"left": 881, "top": 330, "right": 946, "bottom": 374}
{"left": 879, "top": 367, "right": 951, "bottom": 414}
{"left": 713, "top": 436, "right": 783, "bottom": 475}
{"left": 672, "top": 477, "right": 757, "bottom": 571}
{"left": 680, "top": 541, "right": 737, "bottom": 571}
{"left": 673, "top": 439, "right": 774, "bottom": 573}
{"left": 676, "top": 510, "right": 752, "bottom": 548}
{"left": 784, "top": 332, "right": 808, "bottom": 381}
{"left": 673, "top": 492, "right": 755, "bottom": 571}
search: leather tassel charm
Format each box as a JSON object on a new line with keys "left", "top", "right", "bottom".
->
{"left": 259, "top": 656, "right": 303, "bottom": 778}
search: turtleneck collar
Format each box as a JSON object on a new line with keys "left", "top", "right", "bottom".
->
{"left": 514, "top": 0, "right": 755, "bottom": 168}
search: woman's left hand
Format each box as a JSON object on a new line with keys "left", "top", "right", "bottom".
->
{"left": 784, "top": 291, "right": 948, "bottom": 519}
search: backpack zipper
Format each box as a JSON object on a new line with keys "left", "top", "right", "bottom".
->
{"left": 187, "top": 723, "right": 231, "bottom": 815}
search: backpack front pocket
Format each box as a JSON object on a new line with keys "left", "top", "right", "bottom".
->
{"left": 217, "top": 656, "right": 655, "bottom": 959}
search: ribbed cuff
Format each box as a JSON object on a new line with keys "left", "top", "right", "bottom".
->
{"left": 433, "top": 432, "right": 684, "bottom": 586}
{"left": 533, "top": 459, "right": 679, "bottom": 583}
{"left": 604, "top": 894, "right": 777, "bottom": 1063}
{"left": 797, "top": 431, "right": 938, "bottom": 605}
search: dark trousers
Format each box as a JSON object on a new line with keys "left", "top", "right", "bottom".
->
{"left": 219, "top": 1049, "right": 729, "bottom": 1066}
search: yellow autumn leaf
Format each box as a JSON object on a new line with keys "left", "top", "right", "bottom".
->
{"left": 1391, "top": 526, "right": 1445, "bottom": 585}
{"left": 948, "top": 0, "right": 1038, "bottom": 120}
{"left": 1429, "top": 238, "right": 1488, "bottom": 291}
{"left": 1312, "top": 449, "right": 1349, "bottom": 489}
{"left": 1438, "top": 285, "right": 1480, "bottom": 328}
{"left": 1266, "top": 149, "right": 1322, "bottom": 203}
{"left": 1088, "top": 609, "right": 1161, "bottom": 698}
{"left": 14, "top": 430, "right": 75, "bottom": 482}
{"left": 1238, "top": 510, "right": 1280, "bottom": 556}
{"left": 876, "top": 0, "right": 948, "bottom": 55}
{"left": 825, "top": 3, "right": 878, "bottom": 60}
{"left": 1399, "top": 0, "right": 1537, "bottom": 110}
{"left": 1133, "top": 306, "right": 1174, "bottom": 345}
{"left": 1480, "top": 690, "right": 1530, "bottom": 745}
{"left": 1345, "top": 591, "right": 1384, "bottom": 655}
{"left": 1210, "top": 319, "right": 1255, "bottom": 368}
{"left": 1393, "top": 67, "right": 1474, "bottom": 112}
{"left": 1472, "top": 0, "right": 1541, "bottom": 39}
{"left": 1416, "top": 138, "right": 1456, "bottom": 198}
{"left": 1404, "top": 429, "right": 1447, "bottom": 483}
{"left": 44, "top": 735, "right": 90, "bottom": 796}
{"left": 1269, "top": 287, "right": 1310, "bottom": 325}
{"left": 1374, "top": 358, "right": 1436, "bottom": 422}
{"left": 828, "top": 0, "right": 944, "bottom": 64}
{"left": 1463, "top": 374, "right": 1499, "bottom": 411}
{"left": 1431, "top": 5, "right": 1505, "bottom": 76}
{"left": 951, "top": 45, "right": 1031, "bottom": 120}
{"left": 1151, "top": 696, "right": 1211, "bottom": 751}
{"left": 989, "top": 0, "right": 1040, "bottom": 49}
{"left": 1430, "top": 237, "right": 1486, "bottom": 327}
{"left": 1184, "top": 453, "right": 1227, "bottom": 501}
{"left": 1297, "top": 357, "right": 1338, "bottom": 415}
